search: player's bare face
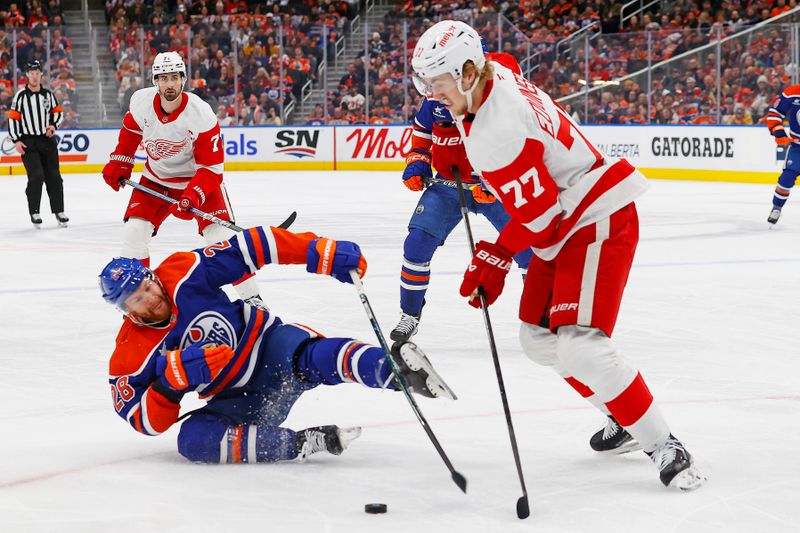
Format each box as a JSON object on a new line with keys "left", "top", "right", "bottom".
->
{"left": 123, "top": 278, "right": 171, "bottom": 323}
{"left": 156, "top": 73, "right": 183, "bottom": 103}
{"left": 426, "top": 74, "right": 467, "bottom": 115}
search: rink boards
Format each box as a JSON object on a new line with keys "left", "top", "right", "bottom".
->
{"left": 0, "top": 124, "right": 786, "bottom": 183}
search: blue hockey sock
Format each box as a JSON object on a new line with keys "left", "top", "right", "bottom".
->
{"left": 400, "top": 229, "right": 439, "bottom": 315}
{"left": 178, "top": 414, "right": 298, "bottom": 463}
{"left": 296, "top": 338, "right": 393, "bottom": 389}
{"left": 773, "top": 185, "right": 791, "bottom": 209}
{"left": 774, "top": 170, "right": 797, "bottom": 208}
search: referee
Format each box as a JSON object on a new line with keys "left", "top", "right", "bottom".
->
{"left": 8, "top": 60, "right": 69, "bottom": 228}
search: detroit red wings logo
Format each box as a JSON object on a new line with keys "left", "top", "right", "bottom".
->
{"left": 143, "top": 136, "right": 190, "bottom": 160}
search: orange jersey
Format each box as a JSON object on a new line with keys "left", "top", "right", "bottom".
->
{"left": 108, "top": 226, "right": 318, "bottom": 436}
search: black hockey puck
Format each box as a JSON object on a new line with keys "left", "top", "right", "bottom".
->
{"left": 364, "top": 503, "right": 387, "bottom": 514}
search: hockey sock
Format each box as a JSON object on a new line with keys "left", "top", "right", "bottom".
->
{"left": 774, "top": 170, "right": 798, "bottom": 208}
{"left": 296, "top": 338, "right": 392, "bottom": 389}
{"left": 177, "top": 414, "right": 298, "bottom": 463}
{"left": 400, "top": 229, "right": 439, "bottom": 315}
{"left": 605, "top": 373, "right": 670, "bottom": 452}
{"left": 562, "top": 376, "right": 610, "bottom": 415}
{"left": 773, "top": 185, "right": 791, "bottom": 209}
{"left": 558, "top": 326, "right": 669, "bottom": 451}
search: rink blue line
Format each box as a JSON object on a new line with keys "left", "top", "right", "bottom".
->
{"left": 2, "top": 256, "right": 799, "bottom": 296}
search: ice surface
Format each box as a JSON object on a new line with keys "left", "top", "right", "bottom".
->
{"left": 1, "top": 171, "right": 798, "bottom": 533}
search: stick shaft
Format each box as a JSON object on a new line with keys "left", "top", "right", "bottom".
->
{"left": 349, "top": 270, "right": 467, "bottom": 493}
{"left": 452, "top": 167, "right": 530, "bottom": 514}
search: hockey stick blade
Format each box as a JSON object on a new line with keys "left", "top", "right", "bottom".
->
{"left": 517, "top": 495, "right": 530, "bottom": 519}
{"left": 349, "top": 270, "right": 468, "bottom": 494}
{"left": 277, "top": 211, "right": 297, "bottom": 230}
{"left": 452, "top": 471, "right": 468, "bottom": 493}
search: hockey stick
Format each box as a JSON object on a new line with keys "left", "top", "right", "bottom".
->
{"left": 348, "top": 269, "right": 468, "bottom": 494}
{"left": 453, "top": 166, "right": 530, "bottom": 519}
{"left": 120, "top": 178, "right": 297, "bottom": 231}
{"left": 423, "top": 175, "right": 482, "bottom": 189}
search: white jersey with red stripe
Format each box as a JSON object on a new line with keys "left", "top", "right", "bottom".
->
{"left": 455, "top": 62, "right": 649, "bottom": 260}
{"left": 123, "top": 86, "right": 223, "bottom": 189}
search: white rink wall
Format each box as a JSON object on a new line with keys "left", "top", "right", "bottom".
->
{"left": 0, "top": 125, "right": 786, "bottom": 183}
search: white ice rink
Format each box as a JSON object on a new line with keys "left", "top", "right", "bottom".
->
{"left": 1, "top": 171, "right": 798, "bottom": 533}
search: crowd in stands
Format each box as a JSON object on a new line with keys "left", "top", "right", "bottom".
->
{"left": 3, "top": 0, "right": 800, "bottom": 129}
{"left": 0, "top": 0, "right": 79, "bottom": 129}
{"left": 106, "top": 0, "right": 359, "bottom": 125}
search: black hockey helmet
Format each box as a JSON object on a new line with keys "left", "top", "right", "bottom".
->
{"left": 24, "top": 59, "right": 42, "bottom": 72}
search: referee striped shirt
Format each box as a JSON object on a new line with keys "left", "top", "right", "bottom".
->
{"left": 7, "top": 86, "right": 63, "bottom": 142}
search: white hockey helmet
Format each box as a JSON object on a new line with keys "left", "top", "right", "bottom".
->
{"left": 151, "top": 51, "right": 186, "bottom": 85}
{"left": 411, "top": 20, "right": 485, "bottom": 98}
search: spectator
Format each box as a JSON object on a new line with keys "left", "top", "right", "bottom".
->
{"left": 327, "top": 106, "right": 349, "bottom": 125}
{"left": 216, "top": 104, "right": 234, "bottom": 126}
{"left": 264, "top": 106, "right": 282, "bottom": 125}
{"left": 341, "top": 85, "right": 365, "bottom": 116}
{"left": 725, "top": 105, "right": 754, "bottom": 125}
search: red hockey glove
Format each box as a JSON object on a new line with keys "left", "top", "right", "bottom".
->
{"left": 158, "top": 343, "right": 235, "bottom": 392}
{"left": 402, "top": 149, "right": 431, "bottom": 191}
{"left": 307, "top": 237, "right": 368, "bottom": 283}
{"left": 170, "top": 172, "right": 217, "bottom": 220}
{"left": 102, "top": 154, "right": 135, "bottom": 191}
{"left": 471, "top": 184, "right": 496, "bottom": 203}
{"left": 459, "top": 240, "right": 513, "bottom": 308}
{"left": 170, "top": 187, "right": 202, "bottom": 220}
{"left": 431, "top": 121, "right": 473, "bottom": 183}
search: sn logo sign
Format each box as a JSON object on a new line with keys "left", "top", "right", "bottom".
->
{"left": 274, "top": 129, "right": 319, "bottom": 159}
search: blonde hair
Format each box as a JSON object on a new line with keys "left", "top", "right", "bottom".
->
{"left": 463, "top": 59, "right": 494, "bottom": 83}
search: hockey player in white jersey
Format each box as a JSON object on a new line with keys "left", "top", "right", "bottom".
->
{"left": 412, "top": 20, "right": 707, "bottom": 490}
{"left": 100, "top": 51, "right": 263, "bottom": 306}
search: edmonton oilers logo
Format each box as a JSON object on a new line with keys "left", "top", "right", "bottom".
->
{"left": 181, "top": 311, "right": 237, "bottom": 350}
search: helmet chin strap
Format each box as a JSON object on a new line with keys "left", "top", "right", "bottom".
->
{"left": 457, "top": 75, "right": 481, "bottom": 112}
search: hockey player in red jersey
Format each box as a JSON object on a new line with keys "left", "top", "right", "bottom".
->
{"left": 100, "top": 51, "right": 264, "bottom": 307}
{"left": 99, "top": 224, "right": 455, "bottom": 463}
{"left": 412, "top": 20, "right": 707, "bottom": 490}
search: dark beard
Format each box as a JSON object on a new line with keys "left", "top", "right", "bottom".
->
{"left": 161, "top": 89, "right": 180, "bottom": 102}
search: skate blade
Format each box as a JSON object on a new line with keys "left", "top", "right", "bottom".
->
{"left": 400, "top": 347, "right": 457, "bottom": 400}
{"left": 594, "top": 439, "right": 642, "bottom": 455}
{"left": 58, "top": 223, "right": 68, "bottom": 228}
{"left": 670, "top": 465, "right": 708, "bottom": 491}
{"left": 337, "top": 426, "right": 362, "bottom": 452}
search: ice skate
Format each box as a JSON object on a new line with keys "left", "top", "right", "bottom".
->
{"left": 589, "top": 415, "right": 641, "bottom": 454}
{"left": 296, "top": 425, "right": 361, "bottom": 461}
{"left": 767, "top": 207, "right": 781, "bottom": 226}
{"left": 55, "top": 212, "right": 69, "bottom": 228}
{"left": 391, "top": 341, "right": 457, "bottom": 400}
{"left": 30, "top": 213, "right": 42, "bottom": 229}
{"left": 243, "top": 295, "right": 269, "bottom": 313}
{"left": 390, "top": 311, "right": 420, "bottom": 342}
{"left": 646, "top": 434, "right": 707, "bottom": 491}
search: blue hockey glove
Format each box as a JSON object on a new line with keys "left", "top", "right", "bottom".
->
{"left": 156, "top": 343, "right": 235, "bottom": 391}
{"left": 402, "top": 149, "right": 432, "bottom": 191}
{"left": 307, "top": 238, "right": 368, "bottom": 283}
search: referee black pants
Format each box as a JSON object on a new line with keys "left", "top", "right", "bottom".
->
{"left": 21, "top": 134, "right": 64, "bottom": 215}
